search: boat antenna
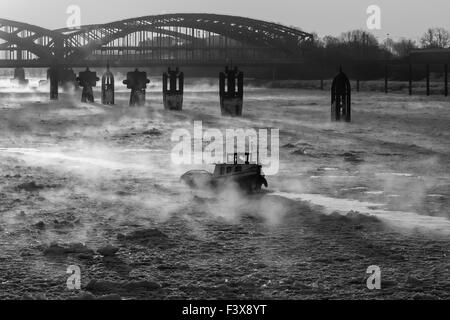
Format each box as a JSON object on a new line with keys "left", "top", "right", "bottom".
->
{"left": 256, "top": 133, "right": 260, "bottom": 165}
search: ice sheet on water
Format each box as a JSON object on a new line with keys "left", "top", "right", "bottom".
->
{"left": 271, "top": 191, "right": 450, "bottom": 234}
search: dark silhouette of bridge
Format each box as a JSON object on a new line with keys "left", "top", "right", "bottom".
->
{"left": 0, "top": 14, "right": 313, "bottom": 68}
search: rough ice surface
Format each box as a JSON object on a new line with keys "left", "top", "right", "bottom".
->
{"left": 0, "top": 75, "right": 449, "bottom": 300}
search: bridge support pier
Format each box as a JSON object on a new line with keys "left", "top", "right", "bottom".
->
{"left": 46, "top": 66, "right": 78, "bottom": 100}
{"left": 123, "top": 68, "right": 150, "bottom": 107}
{"left": 48, "top": 66, "right": 59, "bottom": 100}
{"left": 163, "top": 67, "right": 184, "bottom": 111}
{"left": 61, "top": 68, "right": 78, "bottom": 91}
{"left": 11, "top": 67, "right": 29, "bottom": 86}
{"left": 219, "top": 66, "right": 244, "bottom": 117}
{"left": 76, "top": 68, "right": 100, "bottom": 103}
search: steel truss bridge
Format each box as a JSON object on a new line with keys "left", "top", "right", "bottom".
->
{"left": 0, "top": 13, "right": 313, "bottom": 68}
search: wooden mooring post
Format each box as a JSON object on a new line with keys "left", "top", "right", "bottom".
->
{"left": 409, "top": 64, "right": 413, "bottom": 96}
{"left": 384, "top": 65, "right": 388, "bottom": 94}
{"left": 445, "top": 64, "right": 448, "bottom": 97}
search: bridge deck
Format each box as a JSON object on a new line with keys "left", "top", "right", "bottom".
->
{"left": 0, "top": 59, "right": 306, "bottom": 68}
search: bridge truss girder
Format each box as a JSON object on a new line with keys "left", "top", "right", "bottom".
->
{"left": 0, "top": 14, "right": 314, "bottom": 66}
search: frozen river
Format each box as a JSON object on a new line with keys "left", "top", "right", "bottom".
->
{"left": 0, "top": 77, "right": 449, "bottom": 299}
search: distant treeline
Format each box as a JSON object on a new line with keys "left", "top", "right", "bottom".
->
{"left": 280, "top": 28, "right": 450, "bottom": 81}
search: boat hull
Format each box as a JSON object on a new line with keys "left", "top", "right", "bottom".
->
{"left": 182, "top": 170, "right": 267, "bottom": 194}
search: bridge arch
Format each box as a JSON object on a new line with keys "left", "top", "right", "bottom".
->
{"left": 0, "top": 14, "right": 314, "bottom": 66}
{"left": 61, "top": 14, "right": 313, "bottom": 63}
{"left": 0, "top": 19, "right": 63, "bottom": 61}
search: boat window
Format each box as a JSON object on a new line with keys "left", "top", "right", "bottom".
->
{"left": 220, "top": 167, "right": 225, "bottom": 175}
{"left": 235, "top": 166, "right": 242, "bottom": 172}
{"left": 226, "top": 167, "right": 232, "bottom": 174}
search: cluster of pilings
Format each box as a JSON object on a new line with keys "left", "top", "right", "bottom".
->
{"left": 43, "top": 63, "right": 246, "bottom": 116}
{"left": 349, "top": 63, "right": 449, "bottom": 97}
{"left": 329, "top": 63, "right": 450, "bottom": 123}
{"left": 330, "top": 63, "right": 448, "bottom": 123}
{"left": 331, "top": 68, "right": 351, "bottom": 122}
{"left": 123, "top": 69, "right": 151, "bottom": 106}
{"left": 163, "top": 67, "right": 184, "bottom": 111}
{"left": 385, "top": 63, "right": 449, "bottom": 97}
{"left": 14, "top": 62, "right": 357, "bottom": 123}
{"left": 219, "top": 66, "right": 244, "bottom": 117}
{"left": 31, "top": 60, "right": 450, "bottom": 126}
{"left": 76, "top": 68, "right": 100, "bottom": 103}
{"left": 102, "top": 63, "right": 115, "bottom": 105}
{"left": 47, "top": 64, "right": 151, "bottom": 106}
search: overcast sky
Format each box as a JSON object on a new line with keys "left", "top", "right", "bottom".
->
{"left": 1, "top": 0, "right": 449, "bottom": 41}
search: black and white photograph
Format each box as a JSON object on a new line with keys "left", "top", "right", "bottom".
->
{"left": 0, "top": 0, "right": 448, "bottom": 312}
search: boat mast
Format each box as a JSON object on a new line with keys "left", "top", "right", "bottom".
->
{"left": 257, "top": 132, "right": 260, "bottom": 165}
